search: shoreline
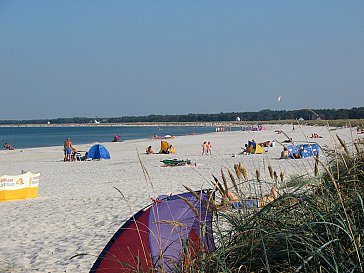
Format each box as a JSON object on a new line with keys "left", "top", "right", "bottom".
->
{"left": 0, "top": 125, "right": 218, "bottom": 150}
{"left": 0, "top": 122, "right": 239, "bottom": 128}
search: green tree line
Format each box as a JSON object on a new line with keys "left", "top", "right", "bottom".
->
{"left": 0, "top": 107, "right": 363, "bottom": 124}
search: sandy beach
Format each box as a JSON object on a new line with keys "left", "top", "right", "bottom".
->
{"left": 0, "top": 124, "right": 359, "bottom": 272}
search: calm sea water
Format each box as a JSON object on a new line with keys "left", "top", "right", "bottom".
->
{"left": 0, "top": 126, "right": 215, "bottom": 149}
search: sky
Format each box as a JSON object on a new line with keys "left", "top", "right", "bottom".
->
{"left": 0, "top": 1, "right": 363, "bottom": 120}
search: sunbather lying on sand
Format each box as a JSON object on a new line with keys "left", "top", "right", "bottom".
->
{"left": 259, "top": 184, "right": 279, "bottom": 207}
{"left": 219, "top": 185, "right": 279, "bottom": 209}
{"left": 283, "top": 138, "right": 293, "bottom": 143}
{"left": 3, "top": 142, "right": 14, "bottom": 150}
{"left": 259, "top": 140, "right": 271, "bottom": 147}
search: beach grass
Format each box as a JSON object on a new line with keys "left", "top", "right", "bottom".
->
{"left": 205, "top": 136, "right": 364, "bottom": 272}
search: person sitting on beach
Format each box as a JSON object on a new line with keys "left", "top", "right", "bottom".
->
{"left": 112, "top": 134, "right": 120, "bottom": 142}
{"left": 64, "top": 138, "right": 73, "bottom": 162}
{"left": 240, "top": 144, "right": 250, "bottom": 155}
{"left": 160, "top": 146, "right": 169, "bottom": 154}
{"left": 146, "top": 146, "right": 154, "bottom": 154}
{"left": 71, "top": 146, "right": 79, "bottom": 161}
{"left": 80, "top": 152, "right": 88, "bottom": 161}
{"left": 280, "top": 147, "right": 289, "bottom": 159}
{"left": 160, "top": 145, "right": 173, "bottom": 154}
{"left": 3, "top": 142, "right": 14, "bottom": 150}
{"left": 293, "top": 146, "right": 303, "bottom": 159}
{"left": 167, "top": 145, "right": 174, "bottom": 154}
{"left": 292, "top": 152, "right": 301, "bottom": 159}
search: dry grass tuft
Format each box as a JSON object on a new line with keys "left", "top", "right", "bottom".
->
{"left": 280, "top": 171, "right": 284, "bottom": 183}
{"left": 268, "top": 165, "right": 274, "bottom": 180}
{"left": 255, "top": 169, "right": 260, "bottom": 181}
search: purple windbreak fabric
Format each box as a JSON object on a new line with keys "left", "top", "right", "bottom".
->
{"left": 148, "top": 191, "right": 214, "bottom": 272}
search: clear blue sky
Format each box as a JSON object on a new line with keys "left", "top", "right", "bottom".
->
{"left": 1, "top": 1, "right": 363, "bottom": 120}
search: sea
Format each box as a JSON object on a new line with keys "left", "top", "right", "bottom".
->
{"left": 0, "top": 126, "right": 216, "bottom": 149}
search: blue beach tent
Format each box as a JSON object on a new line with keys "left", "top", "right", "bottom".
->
{"left": 88, "top": 144, "right": 111, "bottom": 160}
{"left": 287, "top": 143, "right": 319, "bottom": 159}
{"left": 300, "top": 143, "right": 319, "bottom": 158}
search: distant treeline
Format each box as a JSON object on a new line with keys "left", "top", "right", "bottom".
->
{"left": 1, "top": 107, "right": 363, "bottom": 125}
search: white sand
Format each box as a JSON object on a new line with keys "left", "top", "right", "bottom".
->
{"left": 0, "top": 125, "right": 358, "bottom": 272}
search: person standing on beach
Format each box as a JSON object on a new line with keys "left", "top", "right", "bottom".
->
{"left": 202, "top": 141, "right": 208, "bottom": 155}
{"left": 64, "top": 138, "right": 73, "bottom": 161}
{"left": 207, "top": 141, "right": 212, "bottom": 155}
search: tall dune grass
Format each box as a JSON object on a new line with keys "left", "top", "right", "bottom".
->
{"left": 207, "top": 137, "right": 364, "bottom": 272}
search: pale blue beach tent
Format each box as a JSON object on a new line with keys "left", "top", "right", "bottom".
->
{"left": 88, "top": 144, "right": 111, "bottom": 160}
{"left": 286, "top": 144, "right": 319, "bottom": 159}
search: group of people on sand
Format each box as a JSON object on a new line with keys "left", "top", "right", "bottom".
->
{"left": 310, "top": 133, "right": 323, "bottom": 138}
{"left": 3, "top": 142, "right": 14, "bottom": 150}
{"left": 240, "top": 139, "right": 256, "bottom": 155}
{"left": 146, "top": 144, "right": 175, "bottom": 154}
{"left": 202, "top": 141, "right": 212, "bottom": 155}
